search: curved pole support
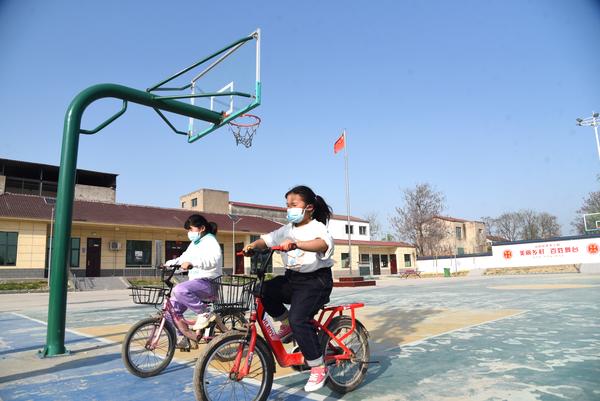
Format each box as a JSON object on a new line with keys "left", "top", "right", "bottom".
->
{"left": 42, "top": 83, "right": 223, "bottom": 357}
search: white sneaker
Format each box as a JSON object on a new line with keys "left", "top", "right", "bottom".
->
{"left": 192, "top": 312, "right": 216, "bottom": 330}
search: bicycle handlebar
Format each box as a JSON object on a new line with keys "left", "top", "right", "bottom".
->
{"left": 235, "top": 244, "right": 295, "bottom": 257}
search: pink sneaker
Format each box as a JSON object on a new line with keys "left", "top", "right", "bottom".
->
{"left": 277, "top": 323, "right": 293, "bottom": 343}
{"left": 304, "top": 366, "right": 328, "bottom": 392}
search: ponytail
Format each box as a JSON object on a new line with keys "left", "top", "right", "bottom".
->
{"left": 285, "top": 185, "right": 332, "bottom": 225}
{"left": 184, "top": 214, "right": 218, "bottom": 235}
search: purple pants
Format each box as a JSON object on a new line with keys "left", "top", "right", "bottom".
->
{"left": 167, "top": 278, "right": 214, "bottom": 334}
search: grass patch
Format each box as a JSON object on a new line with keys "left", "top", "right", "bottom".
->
{"left": 420, "top": 271, "right": 469, "bottom": 278}
{"left": 484, "top": 265, "right": 580, "bottom": 275}
{"left": 128, "top": 278, "right": 163, "bottom": 287}
{"left": 0, "top": 280, "right": 48, "bottom": 291}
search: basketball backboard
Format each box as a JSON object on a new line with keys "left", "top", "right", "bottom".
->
{"left": 147, "top": 29, "right": 261, "bottom": 144}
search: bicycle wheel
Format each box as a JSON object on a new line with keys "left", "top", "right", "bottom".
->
{"left": 193, "top": 331, "right": 274, "bottom": 401}
{"left": 121, "top": 316, "right": 176, "bottom": 378}
{"left": 320, "top": 316, "right": 370, "bottom": 393}
{"left": 209, "top": 311, "right": 247, "bottom": 337}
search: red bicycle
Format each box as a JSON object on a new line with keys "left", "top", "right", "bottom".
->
{"left": 193, "top": 246, "right": 370, "bottom": 401}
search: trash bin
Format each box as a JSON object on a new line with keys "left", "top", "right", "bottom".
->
{"left": 443, "top": 268, "right": 451, "bottom": 277}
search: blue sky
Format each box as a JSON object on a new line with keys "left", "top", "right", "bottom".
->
{"left": 1, "top": 0, "right": 599, "bottom": 235}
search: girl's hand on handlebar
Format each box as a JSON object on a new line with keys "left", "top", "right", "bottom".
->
{"left": 180, "top": 262, "right": 192, "bottom": 271}
{"left": 240, "top": 244, "right": 256, "bottom": 256}
{"left": 280, "top": 240, "right": 298, "bottom": 252}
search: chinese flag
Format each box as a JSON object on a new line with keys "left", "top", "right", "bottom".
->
{"left": 334, "top": 132, "right": 345, "bottom": 154}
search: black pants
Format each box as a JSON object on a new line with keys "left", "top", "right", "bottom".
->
{"left": 262, "top": 267, "right": 333, "bottom": 363}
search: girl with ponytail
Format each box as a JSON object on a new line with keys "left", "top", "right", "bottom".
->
{"left": 164, "top": 214, "right": 222, "bottom": 349}
{"left": 244, "top": 185, "right": 335, "bottom": 392}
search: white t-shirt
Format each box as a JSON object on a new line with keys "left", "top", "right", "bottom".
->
{"left": 261, "top": 220, "right": 334, "bottom": 273}
{"left": 167, "top": 233, "right": 222, "bottom": 280}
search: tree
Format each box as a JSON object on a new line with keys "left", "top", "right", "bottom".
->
{"left": 362, "top": 212, "right": 381, "bottom": 239}
{"left": 495, "top": 210, "right": 561, "bottom": 241}
{"left": 538, "top": 212, "right": 561, "bottom": 239}
{"left": 572, "top": 190, "right": 600, "bottom": 235}
{"left": 494, "top": 212, "right": 522, "bottom": 241}
{"left": 390, "top": 183, "right": 446, "bottom": 256}
{"left": 519, "top": 209, "right": 539, "bottom": 240}
{"left": 480, "top": 216, "right": 497, "bottom": 237}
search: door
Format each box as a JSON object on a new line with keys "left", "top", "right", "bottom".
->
{"left": 165, "top": 240, "right": 189, "bottom": 261}
{"left": 235, "top": 242, "right": 245, "bottom": 274}
{"left": 86, "top": 238, "right": 101, "bottom": 277}
{"left": 372, "top": 254, "right": 381, "bottom": 275}
{"left": 390, "top": 254, "right": 398, "bottom": 274}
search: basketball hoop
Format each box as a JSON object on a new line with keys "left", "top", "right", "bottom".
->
{"left": 228, "top": 114, "right": 261, "bottom": 148}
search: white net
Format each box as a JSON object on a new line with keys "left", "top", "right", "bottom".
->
{"left": 227, "top": 114, "right": 260, "bottom": 148}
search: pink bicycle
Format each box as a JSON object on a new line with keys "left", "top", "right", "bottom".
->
{"left": 121, "top": 266, "right": 255, "bottom": 377}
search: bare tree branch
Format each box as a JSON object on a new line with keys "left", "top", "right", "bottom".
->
{"left": 389, "top": 183, "right": 446, "bottom": 256}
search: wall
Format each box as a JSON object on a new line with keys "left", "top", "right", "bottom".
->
{"left": 74, "top": 184, "right": 116, "bottom": 203}
{"left": 416, "top": 236, "right": 600, "bottom": 272}
{"left": 0, "top": 219, "right": 47, "bottom": 277}
{"left": 328, "top": 219, "right": 370, "bottom": 241}
{"left": 0, "top": 175, "right": 5, "bottom": 195}
{"left": 436, "top": 219, "right": 486, "bottom": 255}
{"left": 180, "top": 189, "right": 229, "bottom": 214}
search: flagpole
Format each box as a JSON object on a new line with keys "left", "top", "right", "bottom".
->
{"left": 343, "top": 130, "right": 353, "bottom": 276}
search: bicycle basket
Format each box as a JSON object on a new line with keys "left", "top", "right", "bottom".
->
{"left": 212, "top": 275, "right": 257, "bottom": 313}
{"left": 129, "top": 285, "right": 167, "bottom": 305}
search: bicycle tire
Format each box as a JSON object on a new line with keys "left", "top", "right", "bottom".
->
{"left": 121, "top": 316, "right": 177, "bottom": 378}
{"left": 193, "top": 331, "right": 274, "bottom": 401}
{"left": 320, "top": 315, "right": 370, "bottom": 393}
{"left": 208, "top": 311, "right": 247, "bottom": 337}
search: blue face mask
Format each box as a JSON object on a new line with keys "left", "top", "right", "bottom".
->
{"left": 286, "top": 207, "right": 305, "bottom": 224}
{"left": 188, "top": 231, "right": 202, "bottom": 242}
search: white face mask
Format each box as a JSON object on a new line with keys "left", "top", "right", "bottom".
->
{"left": 286, "top": 207, "right": 305, "bottom": 224}
{"left": 188, "top": 231, "right": 202, "bottom": 242}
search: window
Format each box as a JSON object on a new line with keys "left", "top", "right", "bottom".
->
{"left": 381, "top": 254, "right": 389, "bottom": 268}
{"left": 457, "top": 247, "right": 465, "bottom": 256}
{"left": 0, "top": 232, "right": 18, "bottom": 266}
{"left": 360, "top": 254, "right": 370, "bottom": 264}
{"left": 359, "top": 226, "right": 367, "bottom": 235}
{"left": 191, "top": 198, "right": 198, "bottom": 207}
{"left": 341, "top": 253, "right": 350, "bottom": 268}
{"left": 70, "top": 238, "right": 80, "bottom": 267}
{"left": 404, "top": 254, "right": 411, "bottom": 267}
{"left": 46, "top": 237, "right": 80, "bottom": 267}
{"left": 345, "top": 225, "right": 354, "bottom": 234}
{"left": 181, "top": 201, "right": 185, "bottom": 208}
{"left": 126, "top": 240, "right": 152, "bottom": 266}
{"left": 455, "top": 226, "right": 462, "bottom": 240}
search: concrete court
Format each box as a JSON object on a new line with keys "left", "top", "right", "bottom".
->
{"left": 0, "top": 273, "right": 599, "bottom": 401}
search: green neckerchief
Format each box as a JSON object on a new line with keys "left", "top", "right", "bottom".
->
{"left": 193, "top": 232, "right": 214, "bottom": 245}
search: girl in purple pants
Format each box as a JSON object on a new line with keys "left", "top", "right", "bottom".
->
{"left": 165, "top": 214, "right": 222, "bottom": 349}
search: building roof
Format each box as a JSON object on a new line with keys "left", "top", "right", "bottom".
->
{"left": 486, "top": 234, "right": 508, "bottom": 242}
{"left": 230, "top": 201, "right": 369, "bottom": 223}
{"left": 0, "top": 193, "right": 281, "bottom": 233}
{"left": 434, "top": 215, "right": 484, "bottom": 224}
{"left": 0, "top": 157, "right": 118, "bottom": 188}
{"left": 333, "top": 239, "right": 414, "bottom": 248}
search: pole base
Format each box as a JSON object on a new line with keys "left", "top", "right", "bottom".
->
{"left": 39, "top": 346, "right": 70, "bottom": 359}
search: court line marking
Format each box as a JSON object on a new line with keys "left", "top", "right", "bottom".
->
{"left": 7, "top": 312, "right": 328, "bottom": 400}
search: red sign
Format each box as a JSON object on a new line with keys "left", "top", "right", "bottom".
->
{"left": 588, "top": 243, "right": 599, "bottom": 254}
{"left": 503, "top": 250, "right": 512, "bottom": 259}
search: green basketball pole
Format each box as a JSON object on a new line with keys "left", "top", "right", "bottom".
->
{"left": 42, "top": 31, "right": 261, "bottom": 357}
